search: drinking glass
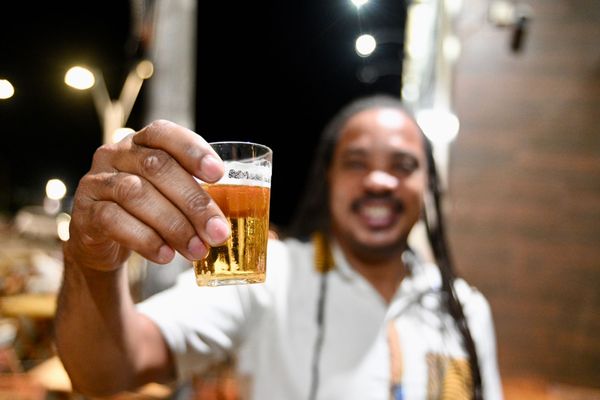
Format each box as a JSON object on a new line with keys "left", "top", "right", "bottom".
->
{"left": 193, "top": 141, "right": 272, "bottom": 286}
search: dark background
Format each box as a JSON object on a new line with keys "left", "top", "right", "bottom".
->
{"left": 2, "top": 0, "right": 600, "bottom": 391}
{"left": 0, "top": 0, "right": 408, "bottom": 228}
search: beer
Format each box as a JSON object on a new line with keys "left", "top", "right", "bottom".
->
{"left": 193, "top": 141, "right": 273, "bottom": 287}
{"left": 194, "top": 184, "right": 270, "bottom": 286}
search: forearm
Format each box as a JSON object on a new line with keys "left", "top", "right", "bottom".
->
{"left": 55, "top": 256, "right": 173, "bottom": 396}
{"left": 52, "top": 121, "right": 227, "bottom": 395}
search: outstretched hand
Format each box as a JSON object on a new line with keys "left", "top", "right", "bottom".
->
{"left": 64, "top": 120, "right": 231, "bottom": 272}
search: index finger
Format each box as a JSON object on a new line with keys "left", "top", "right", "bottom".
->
{"left": 133, "top": 120, "right": 223, "bottom": 183}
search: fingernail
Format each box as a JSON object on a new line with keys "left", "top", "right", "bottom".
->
{"left": 200, "top": 155, "right": 224, "bottom": 182}
{"left": 187, "top": 236, "right": 208, "bottom": 259}
{"left": 188, "top": 236, "right": 208, "bottom": 259}
{"left": 158, "top": 245, "right": 175, "bottom": 263}
{"left": 206, "top": 216, "right": 230, "bottom": 246}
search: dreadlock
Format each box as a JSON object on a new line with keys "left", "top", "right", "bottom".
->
{"left": 287, "top": 94, "right": 483, "bottom": 399}
{"left": 422, "top": 136, "right": 483, "bottom": 400}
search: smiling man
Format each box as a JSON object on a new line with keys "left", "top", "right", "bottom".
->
{"left": 326, "top": 104, "right": 426, "bottom": 302}
{"left": 55, "top": 94, "right": 503, "bottom": 400}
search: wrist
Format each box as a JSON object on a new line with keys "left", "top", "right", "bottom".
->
{"left": 62, "top": 239, "right": 127, "bottom": 274}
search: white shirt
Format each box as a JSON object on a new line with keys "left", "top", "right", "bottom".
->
{"left": 138, "top": 238, "right": 503, "bottom": 400}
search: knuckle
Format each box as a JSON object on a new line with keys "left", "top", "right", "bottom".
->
{"left": 140, "top": 149, "right": 173, "bottom": 178}
{"left": 164, "top": 217, "right": 190, "bottom": 238}
{"left": 85, "top": 171, "right": 117, "bottom": 190}
{"left": 91, "top": 143, "right": 117, "bottom": 166}
{"left": 149, "top": 119, "right": 174, "bottom": 131}
{"left": 102, "top": 171, "right": 118, "bottom": 188}
{"left": 129, "top": 223, "right": 150, "bottom": 244}
{"left": 75, "top": 173, "right": 94, "bottom": 192}
{"left": 183, "top": 189, "right": 212, "bottom": 215}
{"left": 71, "top": 191, "right": 87, "bottom": 212}
{"left": 71, "top": 174, "right": 99, "bottom": 210}
{"left": 113, "top": 174, "right": 145, "bottom": 203}
{"left": 90, "top": 202, "right": 116, "bottom": 230}
{"left": 138, "top": 120, "right": 173, "bottom": 145}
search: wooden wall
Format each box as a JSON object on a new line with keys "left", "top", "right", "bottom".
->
{"left": 448, "top": 0, "right": 600, "bottom": 388}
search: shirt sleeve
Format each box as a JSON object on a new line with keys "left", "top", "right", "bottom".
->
{"left": 136, "top": 239, "right": 285, "bottom": 382}
{"left": 136, "top": 269, "right": 254, "bottom": 381}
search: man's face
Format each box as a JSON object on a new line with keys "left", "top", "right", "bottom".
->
{"left": 328, "top": 107, "right": 427, "bottom": 259}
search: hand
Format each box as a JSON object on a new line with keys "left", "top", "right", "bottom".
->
{"left": 64, "top": 120, "right": 231, "bottom": 272}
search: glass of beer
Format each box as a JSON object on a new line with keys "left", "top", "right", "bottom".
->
{"left": 193, "top": 141, "right": 272, "bottom": 286}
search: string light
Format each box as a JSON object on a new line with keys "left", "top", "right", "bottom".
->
{"left": 0, "top": 79, "right": 15, "bottom": 99}
{"left": 46, "top": 179, "right": 67, "bottom": 200}
{"left": 355, "top": 34, "right": 377, "bottom": 57}
{"left": 64, "top": 66, "right": 95, "bottom": 90}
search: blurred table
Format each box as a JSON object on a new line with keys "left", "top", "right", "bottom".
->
{"left": 28, "top": 355, "right": 173, "bottom": 399}
{"left": 0, "top": 293, "right": 56, "bottom": 319}
{"left": 0, "top": 374, "right": 46, "bottom": 400}
{"left": 27, "top": 355, "right": 71, "bottom": 393}
{"left": 0, "top": 293, "right": 57, "bottom": 374}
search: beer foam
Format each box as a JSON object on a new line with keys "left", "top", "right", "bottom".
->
{"left": 196, "top": 160, "right": 272, "bottom": 188}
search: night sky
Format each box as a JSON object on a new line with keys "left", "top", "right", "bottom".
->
{"left": 0, "top": 0, "right": 407, "bottom": 228}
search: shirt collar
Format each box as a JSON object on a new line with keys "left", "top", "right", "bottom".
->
{"left": 330, "top": 240, "right": 440, "bottom": 293}
{"left": 330, "top": 239, "right": 359, "bottom": 281}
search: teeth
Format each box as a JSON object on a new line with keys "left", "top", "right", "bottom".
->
{"left": 362, "top": 206, "right": 392, "bottom": 219}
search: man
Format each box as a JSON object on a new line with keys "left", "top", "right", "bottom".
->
{"left": 55, "top": 95, "right": 503, "bottom": 399}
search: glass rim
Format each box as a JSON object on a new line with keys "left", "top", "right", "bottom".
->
{"left": 208, "top": 141, "right": 272, "bottom": 154}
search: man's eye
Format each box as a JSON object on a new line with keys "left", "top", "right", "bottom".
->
{"left": 393, "top": 159, "right": 418, "bottom": 174}
{"left": 342, "top": 160, "right": 367, "bottom": 170}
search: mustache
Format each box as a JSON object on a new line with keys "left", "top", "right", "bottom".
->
{"left": 350, "top": 193, "right": 405, "bottom": 213}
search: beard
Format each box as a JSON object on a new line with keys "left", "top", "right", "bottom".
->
{"left": 341, "top": 230, "right": 409, "bottom": 264}
{"left": 332, "top": 219, "right": 411, "bottom": 265}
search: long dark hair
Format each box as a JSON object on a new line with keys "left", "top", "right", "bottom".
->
{"left": 287, "top": 94, "right": 483, "bottom": 399}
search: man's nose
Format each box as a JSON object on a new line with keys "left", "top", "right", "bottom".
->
{"left": 364, "top": 170, "right": 399, "bottom": 192}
